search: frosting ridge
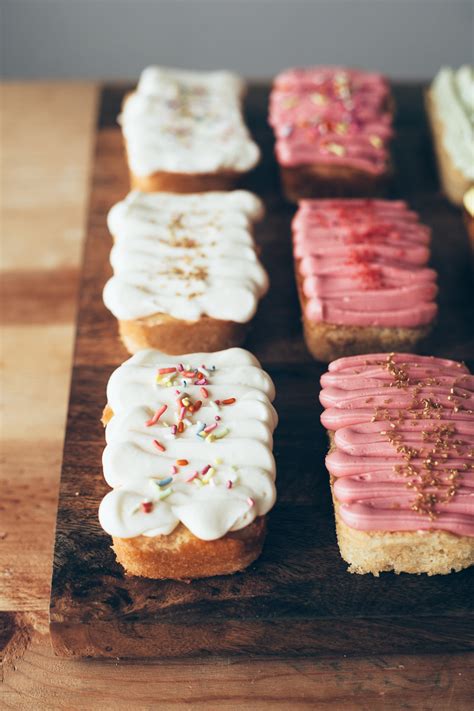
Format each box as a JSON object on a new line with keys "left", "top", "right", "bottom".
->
{"left": 103, "top": 190, "right": 269, "bottom": 323}
{"left": 120, "top": 66, "right": 260, "bottom": 175}
{"left": 293, "top": 199, "right": 438, "bottom": 328}
{"left": 269, "top": 67, "right": 393, "bottom": 173}
{"left": 319, "top": 353, "right": 474, "bottom": 536}
{"left": 99, "top": 348, "right": 278, "bottom": 541}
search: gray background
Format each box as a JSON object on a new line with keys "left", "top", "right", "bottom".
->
{"left": 2, "top": 0, "right": 473, "bottom": 80}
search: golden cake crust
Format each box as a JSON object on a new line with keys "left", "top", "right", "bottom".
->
{"left": 129, "top": 168, "right": 244, "bottom": 194}
{"left": 280, "top": 162, "right": 391, "bottom": 204}
{"left": 118, "top": 312, "right": 249, "bottom": 355}
{"left": 112, "top": 517, "right": 266, "bottom": 580}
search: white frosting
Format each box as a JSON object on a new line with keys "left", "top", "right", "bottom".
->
{"left": 99, "top": 348, "right": 278, "bottom": 541}
{"left": 431, "top": 65, "right": 474, "bottom": 179}
{"left": 120, "top": 66, "right": 260, "bottom": 175}
{"left": 103, "top": 190, "right": 268, "bottom": 323}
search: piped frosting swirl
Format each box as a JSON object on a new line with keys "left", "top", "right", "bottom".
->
{"left": 103, "top": 190, "right": 269, "bottom": 323}
{"left": 99, "top": 348, "right": 277, "bottom": 541}
{"left": 269, "top": 67, "right": 393, "bottom": 174}
{"left": 320, "top": 353, "right": 474, "bottom": 537}
{"left": 120, "top": 66, "right": 260, "bottom": 176}
{"left": 293, "top": 199, "right": 438, "bottom": 328}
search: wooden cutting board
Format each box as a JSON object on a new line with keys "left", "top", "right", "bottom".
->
{"left": 49, "top": 83, "right": 474, "bottom": 659}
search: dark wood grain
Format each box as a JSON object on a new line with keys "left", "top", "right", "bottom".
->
{"left": 0, "top": 268, "right": 79, "bottom": 324}
{"left": 50, "top": 83, "right": 474, "bottom": 659}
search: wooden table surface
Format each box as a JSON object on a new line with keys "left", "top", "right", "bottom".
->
{"left": 1, "top": 81, "right": 473, "bottom": 710}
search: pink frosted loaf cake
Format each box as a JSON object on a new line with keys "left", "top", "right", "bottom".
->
{"left": 293, "top": 199, "right": 438, "bottom": 361}
{"left": 320, "top": 353, "right": 474, "bottom": 575}
{"left": 269, "top": 67, "right": 394, "bottom": 202}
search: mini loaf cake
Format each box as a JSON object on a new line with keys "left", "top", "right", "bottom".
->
{"left": 103, "top": 190, "right": 268, "bottom": 354}
{"left": 120, "top": 66, "right": 260, "bottom": 193}
{"left": 293, "top": 199, "right": 438, "bottom": 362}
{"left": 320, "top": 353, "right": 474, "bottom": 575}
{"left": 269, "top": 67, "right": 394, "bottom": 202}
{"left": 99, "top": 347, "right": 278, "bottom": 579}
{"left": 426, "top": 66, "right": 474, "bottom": 206}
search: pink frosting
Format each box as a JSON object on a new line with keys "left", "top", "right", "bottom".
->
{"left": 269, "top": 67, "right": 393, "bottom": 173}
{"left": 319, "top": 353, "right": 474, "bottom": 537}
{"left": 293, "top": 199, "right": 438, "bottom": 328}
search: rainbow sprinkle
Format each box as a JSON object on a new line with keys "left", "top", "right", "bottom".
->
{"left": 145, "top": 404, "right": 168, "bottom": 427}
{"left": 149, "top": 360, "right": 244, "bottom": 497}
{"left": 157, "top": 486, "right": 173, "bottom": 500}
{"left": 157, "top": 476, "right": 173, "bottom": 487}
{"left": 213, "top": 427, "right": 230, "bottom": 440}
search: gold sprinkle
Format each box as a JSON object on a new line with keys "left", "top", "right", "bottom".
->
{"left": 282, "top": 96, "right": 298, "bottom": 110}
{"left": 310, "top": 92, "right": 327, "bottom": 106}
{"left": 369, "top": 135, "right": 382, "bottom": 148}
{"left": 325, "top": 142, "right": 346, "bottom": 157}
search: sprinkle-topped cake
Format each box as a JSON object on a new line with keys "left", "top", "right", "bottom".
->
{"left": 269, "top": 66, "right": 394, "bottom": 201}
{"left": 99, "top": 347, "right": 277, "bottom": 579}
{"left": 120, "top": 66, "right": 260, "bottom": 192}
{"left": 320, "top": 353, "right": 474, "bottom": 575}
{"left": 292, "top": 199, "right": 438, "bottom": 361}
{"left": 103, "top": 190, "right": 268, "bottom": 354}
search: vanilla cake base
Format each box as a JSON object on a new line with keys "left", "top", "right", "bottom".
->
{"left": 332, "top": 496, "right": 474, "bottom": 576}
{"left": 118, "top": 313, "right": 249, "bottom": 355}
{"left": 302, "top": 318, "right": 432, "bottom": 363}
{"left": 112, "top": 517, "right": 266, "bottom": 580}
{"left": 129, "top": 167, "right": 244, "bottom": 194}
{"left": 280, "top": 162, "right": 391, "bottom": 204}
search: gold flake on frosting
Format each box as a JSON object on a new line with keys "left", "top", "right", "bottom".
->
{"left": 103, "top": 190, "right": 269, "bottom": 323}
